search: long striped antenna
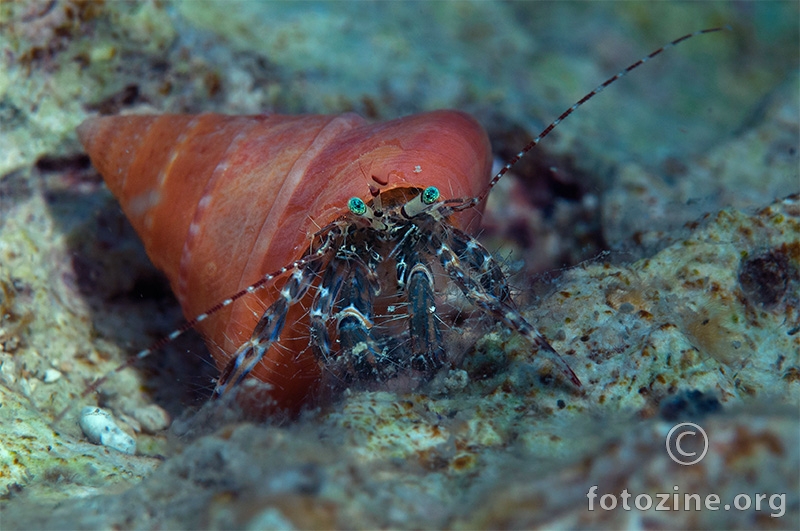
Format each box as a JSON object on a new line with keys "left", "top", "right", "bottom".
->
{"left": 452, "top": 26, "right": 729, "bottom": 213}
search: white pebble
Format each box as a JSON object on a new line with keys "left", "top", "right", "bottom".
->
{"left": 43, "top": 369, "right": 62, "bottom": 383}
{"left": 79, "top": 407, "right": 136, "bottom": 455}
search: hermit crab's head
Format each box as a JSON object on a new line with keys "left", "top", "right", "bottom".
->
{"left": 347, "top": 185, "right": 447, "bottom": 231}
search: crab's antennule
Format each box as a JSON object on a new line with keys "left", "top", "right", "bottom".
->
{"left": 454, "top": 26, "right": 729, "bottom": 213}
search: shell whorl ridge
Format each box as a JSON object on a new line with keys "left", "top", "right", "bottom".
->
{"left": 78, "top": 110, "right": 493, "bottom": 408}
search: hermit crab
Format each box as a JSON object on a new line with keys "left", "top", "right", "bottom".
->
{"left": 74, "top": 28, "right": 725, "bottom": 416}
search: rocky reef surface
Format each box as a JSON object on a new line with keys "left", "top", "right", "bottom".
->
{"left": 1, "top": 1, "right": 797, "bottom": 529}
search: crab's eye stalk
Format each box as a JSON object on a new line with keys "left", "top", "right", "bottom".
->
{"left": 401, "top": 186, "right": 443, "bottom": 219}
{"left": 348, "top": 197, "right": 368, "bottom": 216}
{"left": 421, "top": 186, "right": 440, "bottom": 205}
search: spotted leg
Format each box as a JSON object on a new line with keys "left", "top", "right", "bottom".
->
{"left": 432, "top": 229, "right": 581, "bottom": 387}
{"left": 392, "top": 224, "right": 446, "bottom": 374}
{"left": 396, "top": 242, "right": 444, "bottom": 373}
{"left": 213, "top": 258, "right": 325, "bottom": 397}
{"left": 449, "top": 227, "right": 511, "bottom": 302}
{"left": 332, "top": 258, "right": 389, "bottom": 380}
{"left": 407, "top": 261, "right": 446, "bottom": 372}
{"left": 309, "top": 257, "right": 347, "bottom": 363}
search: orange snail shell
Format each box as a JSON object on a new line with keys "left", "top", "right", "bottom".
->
{"left": 77, "top": 110, "right": 493, "bottom": 411}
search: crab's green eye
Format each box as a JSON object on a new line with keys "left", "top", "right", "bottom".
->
{"left": 421, "top": 186, "right": 440, "bottom": 205}
{"left": 348, "top": 197, "right": 367, "bottom": 216}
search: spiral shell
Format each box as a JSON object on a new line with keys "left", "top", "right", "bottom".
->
{"left": 77, "top": 110, "right": 493, "bottom": 409}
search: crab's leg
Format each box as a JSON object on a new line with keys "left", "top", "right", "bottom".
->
{"left": 213, "top": 258, "right": 324, "bottom": 397}
{"left": 433, "top": 229, "right": 581, "bottom": 387}
{"left": 309, "top": 257, "right": 347, "bottom": 362}
{"left": 406, "top": 261, "right": 445, "bottom": 372}
{"left": 393, "top": 228, "right": 445, "bottom": 372}
{"left": 449, "top": 226, "right": 511, "bottom": 302}
{"left": 333, "top": 259, "right": 387, "bottom": 379}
